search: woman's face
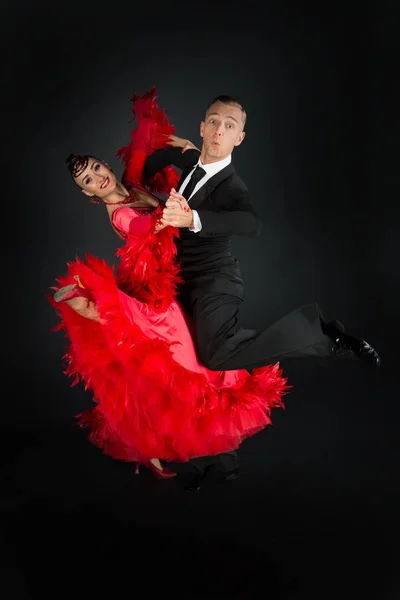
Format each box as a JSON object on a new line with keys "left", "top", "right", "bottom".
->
{"left": 75, "top": 157, "right": 118, "bottom": 198}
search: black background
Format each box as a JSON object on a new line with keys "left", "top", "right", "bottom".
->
{"left": 2, "top": 1, "right": 399, "bottom": 598}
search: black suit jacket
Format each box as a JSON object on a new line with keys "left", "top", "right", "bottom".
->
{"left": 144, "top": 147, "right": 262, "bottom": 301}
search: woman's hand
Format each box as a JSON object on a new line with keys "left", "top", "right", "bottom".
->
{"left": 167, "top": 134, "right": 200, "bottom": 153}
{"left": 154, "top": 218, "right": 168, "bottom": 233}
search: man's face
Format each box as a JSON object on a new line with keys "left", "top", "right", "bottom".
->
{"left": 200, "top": 101, "right": 246, "bottom": 163}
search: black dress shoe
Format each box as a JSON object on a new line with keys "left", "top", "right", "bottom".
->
{"left": 184, "top": 469, "right": 205, "bottom": 491}
{"left": 184, "top": 466, "right": 240, "bottom": 490}
{"left": 184, "top": 478, "right": 201, "bottom": 492}
{"left": 222, "top": 468, "right": 240, "bottom": 481}
{"left": 324, "top": 320, "right": 381, "bottom": 367}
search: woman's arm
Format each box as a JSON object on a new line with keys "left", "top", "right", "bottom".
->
{"left": 167, "top": 135, "right": 200, "bottom": 153}
{"left": 144, "top": 146, "right": 200, "bottom": 182}
{"left": 111, "top": 206, "right": 166, "bottom": 238}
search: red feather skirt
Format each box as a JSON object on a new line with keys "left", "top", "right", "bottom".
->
{"left": 51, "top": 217, "right": 289, "bottom": 463}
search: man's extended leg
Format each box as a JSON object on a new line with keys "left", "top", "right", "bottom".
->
{"left": 191, "top": 293, "right": 379, "bottom": 371}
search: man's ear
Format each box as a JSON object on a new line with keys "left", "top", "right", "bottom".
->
{"left": 234, "top": 131, "right": 246, "bottom": 147}
{"left": 200, "top": 121, "right": 204, "bottom": 138}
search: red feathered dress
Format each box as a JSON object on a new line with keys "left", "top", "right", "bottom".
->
{"left": 51, "top": 204, "right": 289, "bottom": 463}
{"left": 50, "top": 87, "right": 289, "bottom": 463}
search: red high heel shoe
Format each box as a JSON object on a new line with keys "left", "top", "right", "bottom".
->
{"left": 135, "top": 461, "right": 176, "bottom": 479}
{"left": 54, "top": 276, "right": 91, "bottom": 303}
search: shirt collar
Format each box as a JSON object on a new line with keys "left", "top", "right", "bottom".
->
{"left": 197, "top": 154, "right": 232, "bottom": 176}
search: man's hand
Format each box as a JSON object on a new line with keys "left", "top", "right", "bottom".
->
{"left": 162, "top": 188, "right": 194, "bottom": 228}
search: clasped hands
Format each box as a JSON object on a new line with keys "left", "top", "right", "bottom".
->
{"left": 155, "top": 188, "right": 193, "bottom": 232}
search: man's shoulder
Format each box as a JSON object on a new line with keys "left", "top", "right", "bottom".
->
{"left": 219, "top": 169, "right": 248, "bottom": 193}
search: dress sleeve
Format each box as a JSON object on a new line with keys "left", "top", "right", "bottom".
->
{"left": 112, "top": 207, "right": 153, "bottom": 237}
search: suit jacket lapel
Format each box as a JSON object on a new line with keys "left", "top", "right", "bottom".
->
{"left": 188, "top": 163, "right": 235, "bottom": 210}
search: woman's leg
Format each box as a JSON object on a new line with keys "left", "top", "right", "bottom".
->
{"left": 54, "top": 282, "right": 99, "bottom": 322}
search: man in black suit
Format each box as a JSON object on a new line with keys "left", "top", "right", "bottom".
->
{"left": 144, "top": 95, "right": 380, "bottom": 488}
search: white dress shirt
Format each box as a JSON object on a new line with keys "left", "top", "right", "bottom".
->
{"left": 179, "top": 154, "right": 232, "bottom": 233}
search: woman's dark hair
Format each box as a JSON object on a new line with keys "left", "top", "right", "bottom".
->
{"left": 66, "top": 153, "right": 89, "bottom": 179}
{"left": 66, "top": 153, "right": 102, "bottom": 180}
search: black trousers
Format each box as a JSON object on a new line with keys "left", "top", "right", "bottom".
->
{"left": 187, "top": 292, "right": 331, "bottom": 371}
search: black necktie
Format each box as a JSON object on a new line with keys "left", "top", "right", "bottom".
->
{"left": 181, "top": 165, "right": 206, "bottom": 200}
